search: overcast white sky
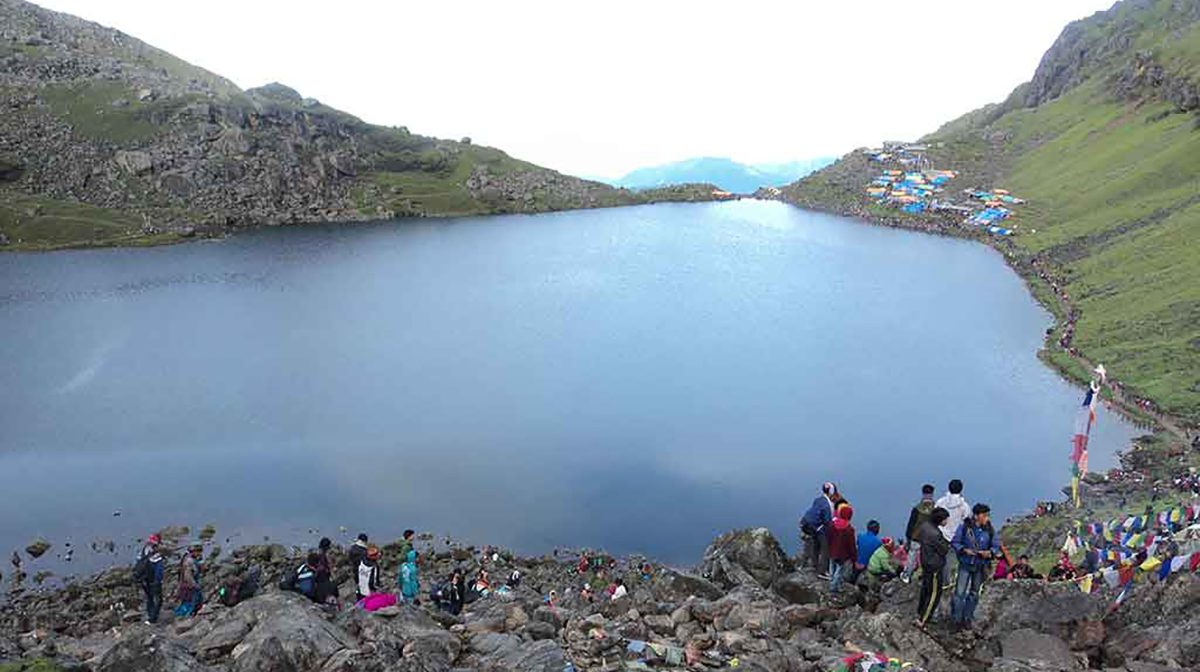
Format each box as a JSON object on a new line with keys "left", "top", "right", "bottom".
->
{"left": 36, "top": 0, "right": 1115, "bottom": 177}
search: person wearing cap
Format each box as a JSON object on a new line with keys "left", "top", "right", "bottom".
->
{"left": 135, "top": 534, "right": 166, "bottom": 624}
{"left": 175, "top": 544, "right": 205, "bottom": 618}
{"left": 356, "top": 545, "right": 381, "bottom": 602}
{"left": 865, "top": 537, "right": 903, "bottom": 589}
{"left": 799, "top": 482, "right": 838, "bottom": 578}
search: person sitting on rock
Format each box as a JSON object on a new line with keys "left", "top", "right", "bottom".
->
{"left": 1008, "top": 555, "right": 1039, "bottom": 580}
{"left": 1047, "top": 551, "right": 1078, "bottom": 583}
{"left": 609, "top": 578, "right": 628, "bottom": 601}
{"left": 399, "top": 550, "right": 420, "bottom": 605}
{"left": 282, "top": 552, "right": 320, "bottom": 601}
{"left": 827, "top": 506, "right": 858, "bottom": 592}
{"left": 865, "top": 537, "right": 902, "bottom": 589}
{"left": 175, "top": 544, "right": 205, "bottom": 618}
{"left": 356, "top": 545, "right": 381, "bottom": 602}
{"left": 854, "top": 520, "right": 883, "bottom": 585}
{"left": 580, "top": 583, "right": 594, "bottom": 603}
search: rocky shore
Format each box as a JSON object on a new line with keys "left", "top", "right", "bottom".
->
{"left": 4, "top": 499, "right": 1200, "bottom": 672}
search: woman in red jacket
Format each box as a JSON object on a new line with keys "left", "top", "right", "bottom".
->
{"left": 827, "top": 506, "right": 857, "bottom": 591}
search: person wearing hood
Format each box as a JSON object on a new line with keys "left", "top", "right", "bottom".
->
{"left": 134, "top": 534, "right": 166, "bottom": 624}
{"left": 399, "top": 550, "right": 420, "bottom": 604}
{"left": 935, "top": 479, "right": 971, "bottom": 587}
{"left": 827, "top": 505, "right": 857, "bottom": 591}
{"left": 917, "top": 507, "right": 952, "bottom": 628}
{"left": 950, "top": 503, "right": 1000, "bottom": 628}
{"left": 356, "top": 545, "right": 381, "bottom": 602}
{"left": 902, "top": 484, "right": 936, "bottom": 583}
{"left": 799, "top": 482, "right": 837, "bottom": 578}
{"left": 347, "top": 533, "right": 369, "bottom": 573}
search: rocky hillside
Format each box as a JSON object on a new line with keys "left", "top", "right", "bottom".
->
{"left": 5, "top": 527, "right": 1200, "bottom": 672}
{"left": 779, "top": 0, "right": 1200, "bottom": 425}
{"left": 0, "top": 0, "right": 720, "bottom": 250}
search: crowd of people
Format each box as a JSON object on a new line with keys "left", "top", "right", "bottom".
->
{"left": 800, "top": 479, "right": 1004, "bottom": 631}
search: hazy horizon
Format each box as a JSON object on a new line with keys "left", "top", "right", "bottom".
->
{"left": 32, "top": 0, "right": 1116, "bottom": 177}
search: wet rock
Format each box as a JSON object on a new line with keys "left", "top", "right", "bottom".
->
{"left": 26, "top": 539, "right": 52, "bottom": 558}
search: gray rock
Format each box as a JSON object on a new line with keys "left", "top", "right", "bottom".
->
{"left": 700, "top": 528, "right": 793, "bottom": 589}
{"left": 225, "top": 593, "right": 356, "bottom": 672}
{"left": 96, "top": 629, "right": 211, "bottom": 672}
{"left": 774, "top": 572, "right": 822, "bottom": 605}
{"left": 115, "top": 150, "right": 155, "bottom": 176}
{"left": 1001, "top": 628, "right": 1082, "bottom": 669}
{"left": 524, "top": 620, "right": 555, "bottom": 640}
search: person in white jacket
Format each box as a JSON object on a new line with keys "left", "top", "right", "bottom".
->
{"left": 935, "top": 479, "right": 971, "bottom": 589}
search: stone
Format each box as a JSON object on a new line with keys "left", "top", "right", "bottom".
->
{"left": 224, "top": 593, "right": 356, "bottom": 672}
{"left": 1001, "top": 628, "right": 1082, "bottom": 669}
{"left": 660, "top": 569, "right": 724, "bottom": 601}
{"left": 25, "top": 539, "right": 52, "bottom": 558}
{"left": 644, "top": 613, "right": 674, "bottom": 636}
{"left": 700, "top": 528, "right": 794, "bottom": 589}
{"left": 524, "top": 620, "right": 556, "bottom": 640}
{"left": 115, "top": 150, "right": 155, "bottom": 176}
{"left": 138, "top": 88, "right": 154, "bottom": 101}
{"left": 773, "top": 572, "right": 822, "bottom": 605}
{"left": 96, "top": 629, "right": 211, "bottom": 672}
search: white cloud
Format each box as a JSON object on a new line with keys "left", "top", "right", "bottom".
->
{"left": 34, "top": 0, "right": 1115, "bottom": 176}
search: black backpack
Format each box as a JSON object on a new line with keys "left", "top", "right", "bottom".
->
{"left": 132, "top": 550, "right": 151, "bottom": 583}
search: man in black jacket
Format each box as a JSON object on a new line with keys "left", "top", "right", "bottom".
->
{"left": 917, "top": 507, "right": 952, "bottom": 628}
{"left": 901, "top": 484, "right": 936, "bottom": 583}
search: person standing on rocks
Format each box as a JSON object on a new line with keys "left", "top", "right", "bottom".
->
{"left": 348, "top": 533, "right": 369, "bottom": 573}
{"left": 356, "top": 545, "right": 381, "bottom": 602}
{"left": 901, "top": 484, "right": 936, "bottom": 584}
{"left": 917, "top": 507, "right": 952, "bottom": 629}
{"left": 827, "top": 505, "right": 858, "bottom": 591}
{"left": 133, "top": 534, "right": 165, "bottom": 624}
{"left": 175, "top": 544, "right": 205, "bottom": 618}
{"left": 950, "top": 503, "right": 999, "bottom": 629}
{"left": 935, "top": 479, "right": 971, "bottom": 588}
{"left": 398, "top": 529, "right": 416, "bottom": 560}
{"left": 399, "top": 549, "right": 420, "bottom": 604}
{"left": 800, "top": 482, "right": 837, "bottom": 578}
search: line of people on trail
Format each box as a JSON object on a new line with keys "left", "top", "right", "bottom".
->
{"left": 800, "top": 478, "right": 1004, "bottom": 632}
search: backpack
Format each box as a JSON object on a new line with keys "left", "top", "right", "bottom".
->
{"left": 914, "top": 500, "right": 934, "bottom": 527}
{"left": 132, "top": 552, "right": 151, "bottom": 583}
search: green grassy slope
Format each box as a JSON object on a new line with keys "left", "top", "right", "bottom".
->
{"left": 785, "top": 0, "right": 1200, "bottom": 423}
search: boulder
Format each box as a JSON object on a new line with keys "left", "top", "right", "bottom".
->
{"left": 836, "top": 611, "right": 971, "bottom": 672}
{"left": 700, "top": 528, "right": 793, "bottom": 589}
{"left": 773, "top": 572, "right": 822, "bottom": 605}
{"left": 971, "top": 579, "right": 1106, "bottom": 640}
{"left": 524, "top": 621, "right": 556, "bottom": 640}
{"left": 1002, "top": 628, "right": 1081, "bottom": 669}
{"left": 476, "top": 637, "right": 566, "bottom": 672}
{"left": 659, "top": 569, "right": 724, "bottom": 601}
{"left": 115, "top": 150, "right": 155, "bottom": 176}
{"left": 96, "top": 629, "right": 210, "bottom": 672}
{"left": 223, "top": 593, "right": 356, "bottom": 672}
{"left": 25, "top": 539, "right": 52, "bottom": 559}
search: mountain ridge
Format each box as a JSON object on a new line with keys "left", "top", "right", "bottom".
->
{"left": 0, "top": 0, "right": 719, "bottom": 250}
{"left": 609, "top": 156, "right": 835, "bottom": 193}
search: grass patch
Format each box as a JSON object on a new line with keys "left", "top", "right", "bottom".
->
{"left": 37, "top": 81, "right": 200, "bottom": 145}
{"left": 0, "top": 193, "right": 169, "bottom": 249}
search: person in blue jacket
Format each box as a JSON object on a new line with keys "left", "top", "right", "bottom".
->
{"left": 854, "top": 520, "right": 883, "bottom": 584}
{"left": 134, "top": 534, "right": 165, "bottom": 624}
{"left": 399, "top": 550, "right": 420, "bottom": 604}
{"left": 950, "top": 503, "right": 1000, "bottom": 628}
{"left": 799, "top": 482, "right": 837, "bottom": 578}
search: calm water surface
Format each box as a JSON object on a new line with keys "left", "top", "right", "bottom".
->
{"left": 0, "top": 201, "right": 1140, "bottom": 573}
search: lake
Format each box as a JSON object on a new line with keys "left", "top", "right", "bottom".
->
{"left": 0, "top": 200, "right": 1140, "bottom": 574}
